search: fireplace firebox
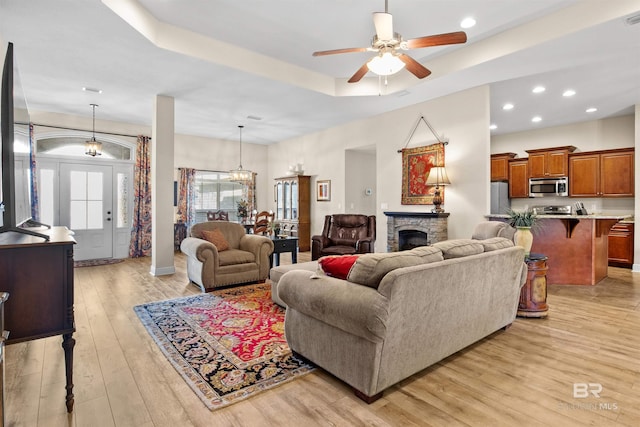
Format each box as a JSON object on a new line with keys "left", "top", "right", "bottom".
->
{"left": 398, "top": 230, "right": 429, "bottom": 250}
{"left": 384, "top": 211, "right": 449, "bottom": 252}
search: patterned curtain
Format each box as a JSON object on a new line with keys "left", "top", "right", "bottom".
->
{"left": 177, "top": 168, "right": 196, "bottom": 227}
{"left": 129, "top": 135, "right": 152, "bottom": 257}
{"left": 245, "top": 172, "right": 257, "bottom": 214}
{"left": 29, "top": 124, "right": 40, "bottom": 221}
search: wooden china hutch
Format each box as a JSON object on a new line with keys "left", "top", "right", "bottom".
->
{"left": 274, "top": 175, "right": 311, "bottom": 251}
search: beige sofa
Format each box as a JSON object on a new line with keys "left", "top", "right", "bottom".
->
{"left": 277, "top": 237, "right": 526, "bottom": 402}
{"left": 180, "top": 221, "right": 274, "bottom": 292}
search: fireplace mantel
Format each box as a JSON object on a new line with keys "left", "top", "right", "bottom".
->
{"left": 383, "top": 212, "right": 450, "bottom": 218}
{"left": 384, "top": 211, "right": 449, "bottom": 252}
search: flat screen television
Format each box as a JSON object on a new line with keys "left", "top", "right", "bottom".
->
{"left": 1, "top": 42, "right": 48, "bottom": 240}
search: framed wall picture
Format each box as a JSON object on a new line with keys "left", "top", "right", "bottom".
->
{"left": 317, "top": 180, "right": 331, "bottom": 201}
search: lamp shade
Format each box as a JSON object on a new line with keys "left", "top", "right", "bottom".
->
{"left": 367, "top": 51, "right": 405, "bottom": 76}
{"left": 425, "top": 166, "right": 451, "bottom": 186}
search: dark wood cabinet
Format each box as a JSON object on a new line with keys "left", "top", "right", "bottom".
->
{"left": 274, "top": 175, "right": 310, "bottom": 251}
{"left": 601, "top": 149, "right": 634, "bottom": 196}
{"left": 509, "top": 158, "right": 529, "bottom": 198}
{"left": 608, "top": 222, "right": 634, "bottom": 268}
{"left": 569, "top": 148, "right": 634, "bottom": 197}
{"left": 526, "top": 146, "right": 576, "bottom": 178}
{"left": 0, "top": 227, "right": 76, "bottom": 412}
{"left": 491, "top": 152, "right": 517, "bottom": 181}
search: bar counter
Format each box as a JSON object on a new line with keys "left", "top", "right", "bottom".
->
{"left": 487, "top": 214, "right": 628, "bottom": 285}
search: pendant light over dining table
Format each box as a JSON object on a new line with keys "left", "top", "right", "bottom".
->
{"left": 229, "top": 125, "right": 253, "bottom": 183}
{"left": 84, "top": 103, "right": 102, "bottom": 157}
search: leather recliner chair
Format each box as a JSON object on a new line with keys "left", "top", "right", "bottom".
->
{"left": 311, "top": 214, "right": 376, "bottom": 260}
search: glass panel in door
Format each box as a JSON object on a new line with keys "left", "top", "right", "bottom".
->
{"left": 60, "top": 164, "right": 113, "bottom": 261}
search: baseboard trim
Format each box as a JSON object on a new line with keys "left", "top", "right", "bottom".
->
{"left": 150, "top": 265, "right": 176, "bottom": 276}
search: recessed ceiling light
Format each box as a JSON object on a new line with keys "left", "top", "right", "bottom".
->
{"left": 563, "top": 89, "right": 576, "bottom": 97}
{"left": 489, "top": 124, "right": 497, "bottom": 130}
{"left": 531, "top": 116, "right": 542, "bottom": 123}
{"left": 502, "top": 103, "right": 514, "bottom": 110}
{"left": 532, "top": 86, "right": 546, "bottom": 94}
{"left": 460, "top": 17, "right": 476, "bottom": 29}
{"left": 586, "top": 107, "right": 598, "bottom": 113}
{"left": 82, "top": 86, "right": 102, "bottom": 94}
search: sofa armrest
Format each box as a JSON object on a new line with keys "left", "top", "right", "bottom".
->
{"left": 355, "top": 237, "right": 374, "bottom": 253}
{"left": 278, "top": 270, "right": 389, "bottom": 343}
{"left": 180, "top": 237, "right": 219, "bottom": 263}
{"left": 311, "top": 234, "right": 330, "bottom": 247}
{"left": 239, "top": 234, "right": 274, "bottom": 260}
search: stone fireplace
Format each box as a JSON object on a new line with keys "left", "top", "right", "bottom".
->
{"left": 384, "top": 212, "right": 449, "bottom": 252}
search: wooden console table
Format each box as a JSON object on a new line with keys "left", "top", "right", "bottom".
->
{"left": 0, "top": 226, "right": 76, "bottom": 412}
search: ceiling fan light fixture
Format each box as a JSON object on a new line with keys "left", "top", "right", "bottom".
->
{"left": 367, "top": 51, "right": 405, "bottom": 76}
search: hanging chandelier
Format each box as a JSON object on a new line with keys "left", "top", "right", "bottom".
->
{"left": 85, "top": 103, "right": 102, "bottom": 157}
{"left": 229, "top": 125, "right": 253, "bottom": 182}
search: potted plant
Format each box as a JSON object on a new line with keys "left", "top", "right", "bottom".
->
{"left": 236, "top": 199, "right": 248, "bottom": 222}
{"left": 506, "top": 208, "right": 539, "bottom": 256}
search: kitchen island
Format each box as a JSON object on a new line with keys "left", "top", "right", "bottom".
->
{"left": 487, "top": 214, "right": 627, "bottom": 285}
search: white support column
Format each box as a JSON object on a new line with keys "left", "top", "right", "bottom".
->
{"left": 150, "top": 95, "right": 176, "bottom": 276}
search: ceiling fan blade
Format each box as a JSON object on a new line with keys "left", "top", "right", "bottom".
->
{"left": 398, "top": 54, "right": 431, "bottom": 79}
{"left": 405, "top": 31, "right": 467, "bottom": 49}
{"left": 373, "top": 12, "right": 393, "bottom": 40}
{"left": 348, "top": 62, "right": 370, "bottom": 83}
{"left": 312, "top": 47, "right": 369, "bottom": 56}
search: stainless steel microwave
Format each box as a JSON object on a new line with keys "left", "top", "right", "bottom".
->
{"left": 529, "top": 177, "right": 568, "bottom": 197}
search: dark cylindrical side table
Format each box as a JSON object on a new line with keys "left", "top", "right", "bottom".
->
{"left": 518, "top": 253, "right": 548, "bottom": 318}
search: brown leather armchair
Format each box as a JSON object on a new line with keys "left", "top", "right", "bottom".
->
{"left": 311, "top": 214, "right": 376, "bottom": 260}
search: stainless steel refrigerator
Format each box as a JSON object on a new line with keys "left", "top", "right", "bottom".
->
{"left": 490, "top": 181, "right": 510, "bottom": 214}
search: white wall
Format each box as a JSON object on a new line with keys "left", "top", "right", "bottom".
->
{"left": 492, "top": 115, "right": 634, "bottom": 156}
{"left": 345, "top": 149, "right": 376, "bottom": 216}
{"left": 268, "top": 85, "right": 491, "bottom": 248}
{"left": 172, "top": 134, "right": 269, "bottom": 210}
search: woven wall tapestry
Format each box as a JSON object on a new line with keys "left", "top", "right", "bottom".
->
{"left": 401, "top": 142, "right": 445, "bottom": 205}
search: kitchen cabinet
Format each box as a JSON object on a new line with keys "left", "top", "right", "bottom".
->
{"left": 526, "top": 146, "right": 576, "bottom": 178}
{"left": 608, "top": 222, "right": 634, "bottom": 268}
{"left": 274, "top": 175, "right": 311, "bottom": 251}
{"left": 508, "top": 158, "right": 529, "bottom": 198}
{"left": 569, "top": 148, "right": 634, "bottom": 197}
{"left": 491, "top": 152, "right": 517, "bottom": 181}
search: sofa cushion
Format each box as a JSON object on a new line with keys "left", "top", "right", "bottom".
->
{"left": 218, "top": 248, "right": 254, "bottom": 266}
{"left": 478, "top": 237, "right": 514, "bottom": 252}
{"left": 432, "top": 239, "right": 484, "bottom": 259}
{"left": 347, "top": 246, "right": 443, "bottom": 289}
{"left": 201, "top": 229, "right": 230, "bottom": 251}
{"left": 318, "top": 255, "right": 360, "bottom": 279}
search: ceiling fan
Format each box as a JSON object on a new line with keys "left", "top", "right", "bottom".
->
{"left": 312, "top": 1, "right": 467, "bottom": 83}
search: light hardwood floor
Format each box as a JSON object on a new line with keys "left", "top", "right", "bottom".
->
{"left": 5, "top": 252, "right": 640, "bottom": 426}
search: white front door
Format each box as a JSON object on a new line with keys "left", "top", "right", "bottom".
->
{"left": 60, "top": 163, "right": 113, "bottom": 261}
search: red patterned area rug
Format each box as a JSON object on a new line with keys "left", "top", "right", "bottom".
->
{"left": 134, "top": 283, "right": 314, "bottom": 410}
